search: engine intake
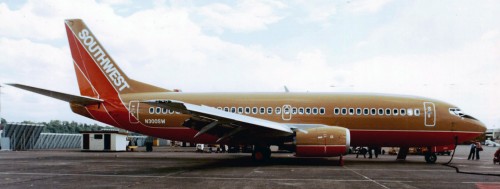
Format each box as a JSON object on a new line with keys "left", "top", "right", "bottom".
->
{"left": 295, "top": 126, "right": 350, "bottom": 157}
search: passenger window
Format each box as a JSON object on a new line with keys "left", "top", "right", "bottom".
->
{"left": 267, "top": 107, "right": 273, "bottom": 114}
{"left": 224, "top": 107, "right": 229, "bottom": 112}
{"left": 260, "top": 107, "right": 265, "bottom": 114}
{"left": 415, "top": 109, "right": 420, "bottom": 116}
{"left": 149, "top": 107, "right": 154, "bottom": 114}
{"left": 393, "top": 108, "right": 399, "bottom": 115}
{"left": 407, "top": 108, "right": 413, "bottom": 116}
{"left": 284, "top": 107, "right": 290, "bottom": 114}
{"left": 371, "top": 108, "right": 376, "bottom": 115}
{"left": 378, "top": 108, "right": 384, "bottom": 115}
{"left": 292, "top": 107, "right": 297, "bottom": 114}
{"left": 334, "top": 108, "right": 340, "bottom": 115}
{"left": 162, "top": 108, "right": 168, "bottom": 114}
{"left": 349, "top": 108, "right": 354, "bottom": 115}
{"left": 363, "top": 108, "right": 369, "bottom": 115}
{"left": 231, "top": 107, "right": 236, "bottom": 113}
{"left": 312, "top": 108, "right": 318, "bottom": 115}
{"left": 342, "top": 108, "right": 347, "bottom": 115}
{"left": 306, "top": 107, "right": 311, "bottom": 114}
{"left": 275, "top": 107, "right": 282, "bottom": 114}
{"left": 245, "top": 107, "right": 250, "bottom": 114}
{"left": 252, "top": 107, "right": 258, "bottom": 114}
{"left": 356, "top": 108, "right": 362, "bottom": 115}
{"left": 238, "top": 107, "right": 243, "bottom": 114}
{"left": 156, "top": 107, "right": 161, "bottom": 114}
{"left": 299, "top": 107, "right": 304, "bottom": 114}
{"left": 319, "top": 108, "right": 325, "bottom": 115}
{"left": 400, "top": 108, "right": 406, "bottom": 116}
{"left": 169, "top": 110, "right": 175, "bottom": 114}
{"left": 386, "top": 108, "right": 391, "bottom": 115}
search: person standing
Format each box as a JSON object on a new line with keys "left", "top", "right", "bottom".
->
{"left": 475, "top": 141, "right": 482, "bottom": 160}
{"left": 467, "top": 142, "right": 476, "bottom": 160}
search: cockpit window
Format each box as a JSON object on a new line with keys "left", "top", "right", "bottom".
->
{"left": 449, "top": 108, "right": 478, "bottom": 121}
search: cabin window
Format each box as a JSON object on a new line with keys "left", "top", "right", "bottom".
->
{"left": 162, "top": 108, "right": 168, "bottom": 114}
{"left": 334, "top": 108, "right": 340, "bottom": 115}
{"left": 149, "top": 107, "right": 154, "bottom": 114}
{"left": 169, "top": 110, "right": 175, "bottom": 114}
{"left": 342, "top": 108, "right": 347, "bottom": 115}
{"left": 386, "top": 108, "right": 391, "bottom": 115}
{"left": 349, "top": 108, "right": 354, "bottom": 115}
{"left": 224, "top": 107, "right": 229, "bottom": 112}
{"left": 267, "top": 107, "right": 273, "bottom": 114}
{"left": 305, "top": 107, "right": 311, "bottom": 115}
{"left": 371, "top": 108, "right": 376, "bottom": 115}
{"left": 260, "top": 107, "right": 265, "bottom": 114}
{"left": 156, "top": 107, "right": 161, "bottom": 114}
{"left": 407, "top": 108, "right": 413, "bottom": 116}
{"left": 356, "top": 108, "right": 362, "bottom": 115}
{"left": 378, "top": 108, "right": 384, "bottom": 115}
{"left": 275, "top": 107, "right": 282, "bottom": 114}
{"left": 231, "top": 107, "right": 236, "bottom": 113}
{"left": 363, "top": 108, "right": 369, "bottom": 115}
{"left": 312, "top": 108, "right": 318, "bottom": 115}
{"left": 393, "top": 108, "right": 399, "bottom": 115}
{"left": 415, "top": 109, "right": 420, "bottom": 116}
{"left": 245, "top": 107, "right": 250, "bottom": 114}
{"left": 400, "top": 108, "right": 406, "bottom": 116}
{"left": 252, "top": 107, "right": 258, "bottom": 114}
{"left": 299, "top": 107, "right": 304, "bottom": 114}
{"left": 284, "top": 107, "right": 290, "bottom": 114}
{"left": 292, "top": 107, "right": 298, "bottom": 114}
{"left": 238, "top": 107, "right": 243, "bottom": 114}
{"left": 319, "top": 108, "right": 325, "bottom": 115}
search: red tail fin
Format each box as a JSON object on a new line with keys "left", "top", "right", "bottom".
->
{"left": 64, "top": 19, "right": 169, "bottom": 100}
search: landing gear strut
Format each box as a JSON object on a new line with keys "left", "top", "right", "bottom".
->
{"left": 252, "top": 145, "right": 271, "bottom": 162}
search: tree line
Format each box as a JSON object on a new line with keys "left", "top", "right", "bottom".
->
{"left": 2, "top": 119, "right": 106, "bottom": 134}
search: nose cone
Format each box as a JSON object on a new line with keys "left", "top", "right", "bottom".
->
{"left": 473, "top": 119, "right": 487, "bottom": 133}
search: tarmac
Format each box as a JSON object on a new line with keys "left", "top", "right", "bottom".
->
{"left": 1, "top": 145, "right": 499, "bottom": 189}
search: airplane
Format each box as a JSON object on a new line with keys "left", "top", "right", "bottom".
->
{"left": 8, "top": 19, "right": 486, "bottom": 164}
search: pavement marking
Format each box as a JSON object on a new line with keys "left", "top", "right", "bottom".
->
{"left": 0, "top": 172, "right": 414, "bottom": 183}
{"left": 344, "top": 166, "right": 390, "bottom": 189}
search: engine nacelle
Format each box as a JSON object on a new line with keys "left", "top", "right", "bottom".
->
{"left": 295, "top": 126, "right": 350, "bottom": 157}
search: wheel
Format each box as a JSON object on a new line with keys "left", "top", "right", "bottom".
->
{"left": 425, "top": 152, "right": 437, "bottom": 164}
{"left": 252, "top": 146, "right": 271, "bottom": 162}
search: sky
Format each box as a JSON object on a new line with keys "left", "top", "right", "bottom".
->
{"left": 0, "top": 0, "right": 499, "bottom": 128}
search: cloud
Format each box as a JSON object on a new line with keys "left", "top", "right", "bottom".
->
{"left": 346, "top": 0, "right": 393, "bottom": 14}
{"left": 196, "top": 0, "right": 286, "bottom": 33}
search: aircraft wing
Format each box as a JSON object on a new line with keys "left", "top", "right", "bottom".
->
{"left": 143, "top": 100, "right": 294, "bottom": 143}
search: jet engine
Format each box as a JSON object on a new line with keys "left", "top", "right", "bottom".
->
{"left": 294, "top": 126, "right": 350, "bottom": 157}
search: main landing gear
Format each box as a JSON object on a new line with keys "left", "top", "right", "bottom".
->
{"left": 252, "top": 145, "right": 271, "bottom": 162}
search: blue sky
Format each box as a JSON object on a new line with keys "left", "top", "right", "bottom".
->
{"left": 1, "top": 0, "right": 499, "bottom": 128}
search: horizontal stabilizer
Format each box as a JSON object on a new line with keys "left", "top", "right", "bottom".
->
{"left": 7, "top": 83, "right": 103, "bottom": 106}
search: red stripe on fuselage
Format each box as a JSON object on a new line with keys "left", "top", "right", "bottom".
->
{"left": 350, "top": 130, "right": 481, "bottom": 147}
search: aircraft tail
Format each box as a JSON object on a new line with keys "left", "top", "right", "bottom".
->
{"left": 64, "top": 19, "right": 170, "bottom": 100}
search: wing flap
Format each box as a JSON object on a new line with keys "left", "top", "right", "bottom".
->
{"left": 7, "top": 83, "right": 103, "bottom": 106}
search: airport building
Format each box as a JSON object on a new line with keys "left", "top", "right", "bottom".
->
{"left": 485, "top": 128, "right": 500, "bottom": 141}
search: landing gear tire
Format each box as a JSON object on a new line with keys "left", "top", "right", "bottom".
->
{"left": 252, "top": 146, "right": 271, "bottom": 162}
{"left": 425, "top": 152, "right": 437, "bottom": 164}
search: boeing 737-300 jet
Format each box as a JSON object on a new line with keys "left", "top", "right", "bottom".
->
{"left": 8, "top": 19, "right": 486, "bottom": 163}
